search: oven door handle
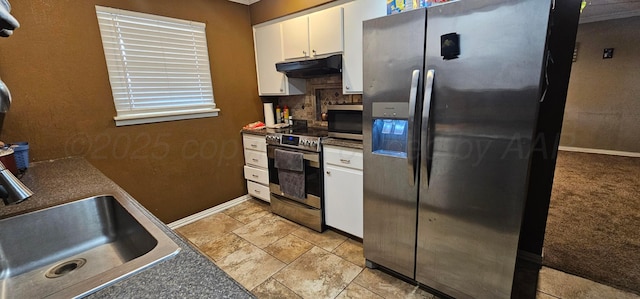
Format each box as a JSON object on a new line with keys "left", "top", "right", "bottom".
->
{"left": 267, "top": 146, "right": 320, "bottom": 167}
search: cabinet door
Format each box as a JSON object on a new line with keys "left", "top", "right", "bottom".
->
{"left": 282, "top": 16, "right": 310, "bottom": 60}
{"left": 342, "top": 0, "right": 386, "bottom": 94}
{"left": 254, "top": 23, "right": 305, "bottom": 95}
{"left": 324, "top": 164, "right": 363, "bottom": 238}
{"left": 309, "top": 6, "right": 343, "bottom": 57}
{"left": 254, "top": 23, "right": 287, "bottom": 95}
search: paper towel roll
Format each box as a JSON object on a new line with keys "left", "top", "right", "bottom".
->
{"left": 263, "top": 103, "right": 275, "bottom": 127}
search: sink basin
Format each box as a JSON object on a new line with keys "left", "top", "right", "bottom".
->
{"left": 0, "top": 195, "right": 181, "bottom": 298}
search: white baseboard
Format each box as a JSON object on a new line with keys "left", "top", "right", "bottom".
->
{"left": 168, "top": 194, "right": 252, "bottom": 230}
{"left": 558, "top": 146, "right": 640, "bottom": 158}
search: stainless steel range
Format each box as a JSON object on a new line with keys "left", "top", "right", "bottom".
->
{"left": 266, "top": 127, "right": 327, "bottom": 232}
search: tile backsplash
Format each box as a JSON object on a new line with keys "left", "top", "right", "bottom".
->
{"left": 273, "top": 75, "right": 362, "bottom": 127}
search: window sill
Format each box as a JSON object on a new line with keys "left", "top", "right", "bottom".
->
{"left": 114, "top": 108, "right": 220, "bottom": 127}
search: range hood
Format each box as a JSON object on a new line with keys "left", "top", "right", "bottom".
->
{"left": 275, "top": 54, "right": 342, "bottom": 78}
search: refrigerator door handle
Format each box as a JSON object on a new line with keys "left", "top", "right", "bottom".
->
{"left": 421, "top": 69, "right": 435, "bottom": 187}
{"left": 407, "top": 69, "right": 421, "bottom": 186}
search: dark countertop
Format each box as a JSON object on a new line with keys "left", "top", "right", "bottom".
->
{"left": 241, "top": 128, "right": 269, "bottom": 136}
{"left": 240, "top": 125, "right": 329, "bottom": 137}
{"left": 322, "top": 138, "right": 363, "bottom": 150}
{"left": 0, "top": 157, "right": 254, "bottom": 298}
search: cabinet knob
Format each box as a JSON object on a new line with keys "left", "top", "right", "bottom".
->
{"left": 303, "top": 50, "right": 307, "bottom": 56}
{"left": 326, "top": 171, "right": 331, "bottom": 175}
{"left": 280, "top": 88, "right": 284, "bottom": 92}
{"left": 312, "top": 49, "right": 316, "bottom": 55}
{"left": 345, "top": 86, "right": 350, "bottom": 90}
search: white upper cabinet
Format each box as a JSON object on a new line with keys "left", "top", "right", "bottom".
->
{"left": 342, "top": 0, "right": 386, "bottom": 94}
{"left": 282, "top": 16, "right": 310, "bottom": 60}
{"left": 253, "top": 23, "right": 305, "bottom": 96}
{"left": 282, "top": 6, "right": 344, "bottom": 60}
{"left": 254, "top": 2, "right": 381, "bottom": 96}
{"left": 308, "top": 6, "right": 344, "bottom": 58}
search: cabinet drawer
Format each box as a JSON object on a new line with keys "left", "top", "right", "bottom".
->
{"left": 323, "top": 145, "right": 363, "bottom": 170}
{"left": 243, "top": 134, "right": 267, "bottom": 152}
{"left": 244, "top": 165, "right": 269, "bottom": 185}
{"left": 247, "top": 180, "right": 270, "bottom": 202}
{"left": 244, "top": 149, "right": 268, "bottom": 169}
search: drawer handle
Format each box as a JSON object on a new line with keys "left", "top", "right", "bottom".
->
{"left": 340, "top": 159, "right": 351, "bottom": 164}
{"left": 254, "top": 190, "right": 261, "bottom": 193}
{"left": 252, "top": 174, "right": 259, "bottom": 178}
{"left": 250, "top": 144, "right": 257, "bottom": 148}
{"left": 252, "top": 158, "right": 259, "bottom": 162}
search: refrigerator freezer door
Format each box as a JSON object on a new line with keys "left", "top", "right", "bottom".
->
{"left": 416, "top": 1, "right": 552, "bottom": 298}
{"left": 363, "top": 8, "right": 427, "bottom": 279}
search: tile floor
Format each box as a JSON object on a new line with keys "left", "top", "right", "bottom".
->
{"left": 175, "top": 199, "right": 640, "bottom": 299}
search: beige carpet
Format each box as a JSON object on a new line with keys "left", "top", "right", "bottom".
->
{"left": 543, "top": 151, "right": 640, "bottom": 295}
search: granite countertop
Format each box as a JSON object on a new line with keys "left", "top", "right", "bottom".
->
{"left": 241, "top": 128, "right": 269, "bottom": 136}
{"left": 322, "top": 138, "right": 363, "bottom": 150}
{"left": 0, "top": 157, "right": 254, "bottom": 298}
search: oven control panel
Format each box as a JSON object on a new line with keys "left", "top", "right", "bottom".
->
{"left": 266, "top": 134, "right": 321, "bottom": 152}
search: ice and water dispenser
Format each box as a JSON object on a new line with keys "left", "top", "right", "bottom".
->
{"left": 371, "top": 102, "right": 409, "bottom": 158}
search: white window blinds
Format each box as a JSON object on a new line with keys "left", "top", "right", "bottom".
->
{"left": 96, "top": 6, "right": 218, "bottom": 126}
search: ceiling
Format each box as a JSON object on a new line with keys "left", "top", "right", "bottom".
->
{"left": 225, "top": 0, "right": 640, "bottom": 23}
{"left": 578, "top": 0, "right": 640, "bottom": 23}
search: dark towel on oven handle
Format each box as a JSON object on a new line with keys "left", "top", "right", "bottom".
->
{"left": 274, "top": 149, "right": 305, "bottom": 199}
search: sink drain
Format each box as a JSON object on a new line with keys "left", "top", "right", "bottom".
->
{"left": 45, "top": 258, "right": 86, "bottom": 279}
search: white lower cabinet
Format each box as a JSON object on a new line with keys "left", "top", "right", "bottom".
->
{"left": 247, "top": 180, "right": 270, "bottom": 202}
{"left": 323, "top": 145, "right": 363, "bottom": 238}
{"left": 243, "top": 133, "right": 270, "bottom": 202}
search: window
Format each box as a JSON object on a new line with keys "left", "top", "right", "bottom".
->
{"left": 96, "top": 6, "right": 218, "bottom": 126}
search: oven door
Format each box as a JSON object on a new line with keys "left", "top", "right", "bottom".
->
{"left": 267, "top": 145, "right": 322, "bottom": 208}
{"left": 267, "top": 145, "right": 324, "bottom": 232}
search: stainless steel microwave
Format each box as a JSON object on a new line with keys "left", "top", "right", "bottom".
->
{"left": 327, "top": 104, "right": 363, "bottom": 140}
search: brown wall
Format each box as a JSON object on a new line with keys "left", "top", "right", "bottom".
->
{"left": 560, "top": 17, "right": 640, "bottom": 152}
{"left": 0, "top": 0, "right": 263, "bottom": 222}
{"left": 250, "top": 0, "right": 336, "bottom": 24}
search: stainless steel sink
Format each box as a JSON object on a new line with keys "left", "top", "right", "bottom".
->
{"left": 0, "top": 194, "right": 181, "bottom": 298}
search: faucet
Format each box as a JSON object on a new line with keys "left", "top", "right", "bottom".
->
{"left": 0, "top": 161, "right": 32, "bottom": 205}
{"left": 0, "top": 0, "right": 27, "bottom": 205}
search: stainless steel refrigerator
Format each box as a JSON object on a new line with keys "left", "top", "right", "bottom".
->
{"left": 362, "top": 1, "right": 552, "bottom": 298}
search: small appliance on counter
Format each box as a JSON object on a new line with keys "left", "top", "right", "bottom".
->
{"left": 327, "top": 104, "right": 363, "bottom": 141}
